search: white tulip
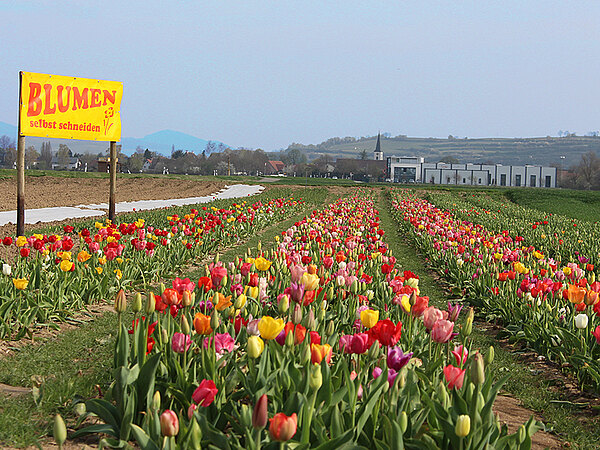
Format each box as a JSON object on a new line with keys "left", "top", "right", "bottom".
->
{"left": 575, "top": 313, "right": 589, "bottom": 329}
{"left": 2, "top": 263, "right": 11, "bottom": 276}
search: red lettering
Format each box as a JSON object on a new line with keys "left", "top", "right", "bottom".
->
{"left": 90, "top": 89, "right": 101, "bottom": 108}
{"left": 57, "top": 86, "right": 71, "bottom": 113}
{"left": 102, "top": 90, "right": 117, "bottom": 105}
{"left": 72, "top": 87, "right": 88, "bottom": 110}
{"left": 43, "top": 84, "right": 56, "bottom": 114}
{"left": 27, "top": 82, "right": 43, "bottom": 116}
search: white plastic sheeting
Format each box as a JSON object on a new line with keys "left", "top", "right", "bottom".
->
{"left": 0, "top": 184, "right": 264, "bottom": 226}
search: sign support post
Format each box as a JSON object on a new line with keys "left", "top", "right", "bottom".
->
{"left": 109, "top": 141, "right": 117, "bottom": 222}
{"left": 17, "top": 71, "right": 25, "bottom": 237}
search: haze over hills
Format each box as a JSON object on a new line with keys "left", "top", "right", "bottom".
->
{"left": 0, "top": 122, "right": 230, "bottom": 156}
{"left": 2, "top": 120, "right": 599, "bottom": 167}
{"left": 287, "top": 135, "right": 600, "bottom": 167}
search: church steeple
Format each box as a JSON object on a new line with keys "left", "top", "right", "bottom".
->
{"left": 374, "top": 132, "right": 384, "bottom": 160}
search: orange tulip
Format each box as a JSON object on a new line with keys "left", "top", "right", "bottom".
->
{"left": 212, "top": 292, "right": 233, "bottom": 311}
{"left": 310, "top": 343, "right": 332, "bottom": 365}
{"left": 194, "top": 312, "right": 213, "bottom": 335}
{"left": 567, "top": 284, "right": 586, "bottom": 304}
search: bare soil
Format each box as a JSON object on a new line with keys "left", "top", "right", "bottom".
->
{"left": 0, "top": 175, "right": 227, "bottom": 211}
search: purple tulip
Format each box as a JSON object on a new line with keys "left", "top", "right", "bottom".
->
{"left": 387, "top": 346, "right": 413, "bottom": 371}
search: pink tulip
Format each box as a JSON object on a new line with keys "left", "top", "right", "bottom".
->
{"left": 160, "top": 410, "right": 179, "bottom": 436}
{"left": 431, "top": 319, "right": 454, "bottom": 343}
{"left": 423, "top": 307, "right": 444, "bottom": 330}
{"left": 171, "top": 332, "right": 191, "bottom": 353}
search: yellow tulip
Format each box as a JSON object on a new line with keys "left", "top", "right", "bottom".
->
{"left": 301, "top": 272, "right": 320, "bottom": 291}
{"left": 258, "top": 316, "right": 285, "bottom": 340}
{"left": 59, "top": 251, "right": 72, "bottom": 261}
{"left": 13, "top": 278, "right": 28, "bottom": 290}
{"left": 254, "top": 257, "right": 272, "bottom": 272}
{"left": 455, "top": 415, "right": 470, "bottom": 437}
{"left": 114, "top": 269, "right": 123, "bottom": 280}
{"left": 98, "top": 257, "right": 107, "bottom": 265}
{"left": 16, "top": 236, "right": 27, "bottom": 247}
{"left": 247, "top": 336, "right": 265, "bottom": 358}
{"left": 60, "top": 260, "right": 74, "bottom": 272}
{"left": 245, "top": 285, "right": 259, "bottom": 299}
{"left": 95, "top": 267, "right": 103, "bottom": 275}
{"left": 360, "top": 309, "right": 379, "bottom": 329}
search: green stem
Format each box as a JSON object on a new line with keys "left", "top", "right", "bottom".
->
{"left": 300, "top": 391, "right": 317, "bottom": 445}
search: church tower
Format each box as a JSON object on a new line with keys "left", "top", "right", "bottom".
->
{"left": 374, "top": 132, "right": 384, "bottom": 160}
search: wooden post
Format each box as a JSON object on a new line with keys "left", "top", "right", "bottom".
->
{"left": 108, "top": 141, "right": 117, "bottom": 222}
{"left": 16, "top": 71, "right": 25, "bottom": 236}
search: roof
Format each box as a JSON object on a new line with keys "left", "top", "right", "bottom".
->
{"left": 267, "top": 160, "right": 286, "bottom": 171}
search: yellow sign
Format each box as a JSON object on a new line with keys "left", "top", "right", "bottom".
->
{"left": 19, "top": 71, "right": 123, "bottom": 141}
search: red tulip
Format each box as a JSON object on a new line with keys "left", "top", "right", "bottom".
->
{"left": 269, "top": 413, "right": 297, "bottom": 442}
{"left": 443, "top": 364, "right": 466, "bottom": 389}
{"left": 192, "top": 379, "right": 218, "bottom": 407}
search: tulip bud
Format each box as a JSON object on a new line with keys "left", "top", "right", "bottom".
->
{"left": 182, "top": 290, "right": 192, "bottom": 307}
{"left": 285, "top": 330, "right": 295, "bottom": 347}
{"left": 252, "top": 394, "right": 268, "bottom": 429}
{"left": 145, "top": 291, "right": 155, "bottom": 314}
{"left": 215, "top": 253, "right": 220, "bottom": 263}
{"left": 160, "top": 410, "right": 179, "bottom": 437}
{"left": 436, "top": 381, "right": 449, "bottom": 408}
{"left": 240, "top": 404, "right": 252, "bottom": 427}
{"left": 181, "top": 315, "right": 191, "bottom": 335}
{"left": 325, "top": 320, "right": 335, "bottom": 337}
{"left": 152, "top": 391, "right": 161, "bottom": 412}
{"left": 210, "top": 310, "right": 220, "bottom": 330}
{"left": 292, "top": 304, "right": 303, "bottom": 325}
{"left": 399, "top": 411, "right": 408, "bottom": 433}
{"left": 485, "top": 346, "right": 495, "bottom": 366}
{"left": 455, "top": 415, "right": 470, "bottom": 438}
{"left": 53, "top": 414, "right": 67, "bottom": 448}
{"left": 318, "top": 305, "right": 325, "bottom": 322}
{"left": 398, "top": 367, "right": 407, "bottom": 388}
{"left": 278, "top": 295, "right": 290, "bottom": 314}
{"left": 350, "top": 280, "right": 358, "bottom": 294}
{"left": 471, "top": 352, "right": 485, "bottom": 386}
{"left": 327, "top": 285, "right": 334, "bottom": 301}
{"left": 74, "top": 402, "right": 86, "bottom": 416}
{"left": 132, "top": 292, "right": 142, "bottom": 313}
{"left": 463, "top": 307, "right": 474, "bottom": 337}
{"left": 591, "top": 272, "right": 597, "bottom": 284}
{"left": 367, "top": 341, "right": 379, "bottom": 359}
{"left": 409, "top": 290, "right": 417, "bottom": 306}
{"left": 159, "top": 282, "right": 166, "bottom": 295}
{"left": 234, "top": 294, "right": 247, "bottom": 310}
{"left": 162, "top": 328, "right": 168, "bottom": 344}
{"left": 305, "top": 309, "right": 316, "bottom": 330}
{"left": 257, "top": 241, "right": 262, "bottom": 252}
{"left": 301, "top": 344, "right": 311, "bottom": 365}
{"left": 114, "top": 289, "right": 127, "bottom": 313}
{"left": 518, "top": 424, "right": 526, "bottom": 443}
{"left": 309, "top": 363, "right": 323, "bottom": 391}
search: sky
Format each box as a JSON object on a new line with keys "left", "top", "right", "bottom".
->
{"left": 1, "top": 0, "right": 599, "bottom": 150}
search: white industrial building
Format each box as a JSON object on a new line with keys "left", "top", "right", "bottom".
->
{"left": 385, "top": 156, "right": 557, "bottom": 188}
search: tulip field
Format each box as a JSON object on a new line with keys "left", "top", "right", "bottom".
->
{"left": 2, "top": 182, "right": 600, "bottom": 448}
{"left": 389, "top": 188, "right": 600, "bottom": 391}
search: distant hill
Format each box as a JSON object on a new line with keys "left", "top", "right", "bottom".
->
{"left": 288, "top": 135, "right": 600, "bottom": 167}
{"left": 120, "top": 130, "right": 230, "bottom": 156}
{"left": 0, "top": 122, "right": 230, "bottom": 156}
{"left": 0, "top": 121, "right": 16, "bottom": 139}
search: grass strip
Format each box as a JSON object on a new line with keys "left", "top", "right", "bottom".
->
{"left": 375, "top": 188, "right": 600, "bottom": 450}
{"left": 0, "top": 311, "right": 122, "bottom": 447}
